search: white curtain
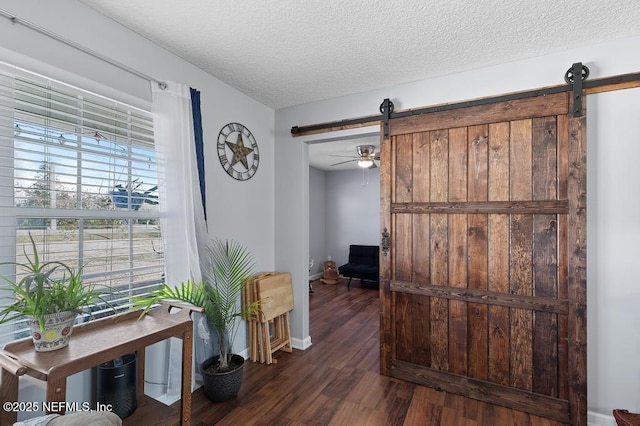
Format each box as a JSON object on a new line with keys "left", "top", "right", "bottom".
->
{"left": 151, "top": 82, "right": 209, "bottom": 404}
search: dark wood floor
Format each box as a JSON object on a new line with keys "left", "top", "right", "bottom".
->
{"left": 126, "top": 279, "right": 565, "bottom": 425}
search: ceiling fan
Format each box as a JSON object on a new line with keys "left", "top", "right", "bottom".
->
{"left": 330, "top": 144, "right": 380, "bottom": 168}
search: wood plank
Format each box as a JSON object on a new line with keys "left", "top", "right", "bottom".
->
{"left": 412, "top": 214, "right": 430, "bottom": 283}
{"left": 487, "top": 121, "right": 510, "bottom": 387}
{"left": 413, "top": 131, "right": 430, "bottom": 202}
{"left": 532, "top": 116, "right": 559, "bottom": 397}
{"left": 391, "top": 199, "right": 568, "bottom": 214}
{"left": 430, "top": 130, "right": 449, "bottom": 202}
{"left": 391, "top": 360, "right": 570, "bottom": 424}
{"left": 567, "top": 94, "right": 587, "bottom": 426}
{"left": 390, "top": 92, "right": 568, "bottom": 136}
{"left": 509, "top": 119, "right": 533, "bottom": 392}
{"left": 556, "top": 114, "right": 570, "bottom": 402}
{"left": 412, "top": 212, "right": 431, "bottom": 367}
{"left": 291, "top": 114, "right": 382, "bottom": 137}
{"left": 509, "top": 215, "right": 534, "bottom": 390}
{"left": 430, "top": 129, "right": 449, "bottom": 371}
{"left": 395, "top": 133, "right": 413, "bottom": 204}
{"left": 467, "top": 124, "right": 489, "bottom": 381}
{"left": 390, "top": 281, "right": 568, "bottom": 314}
{"left": 430, "top": 220, "right": 449, "bottom": 367}
{"left": 467, "top": 124, "right": 489, "bottom": 202}
{"left": 379, "top": 131, "right": 393, "bottom": 375}
{"left": 510, "top": 119, "right": 533, "bottom": 201}
{"left": 412, "top": 129, "right": 432, "bottom": 376}
{"left": 532, "top": 116, "right": 558, "bottom": 201}
{"left": 448, "top": 127, "right": 468, "bottom": 376}
{"left": 253, "top": 272, "right": 294, "bottom": 321}
{"left": 394, "top": 133, "right": 413, "bottom": 364}
{"left": 403, "top": 385, "right": 446, "bottom": 425}
{"left": 412, "top": 294, "right": 431, "bottom": 366}
{"left": 449, "top": 127, "right": 468, "bottom": 203}
{"left": 532, "top": 214, "right": 559, "bottom": 394}
{"left": 394, "top": 214, "right": 412, "bottom": 282}
{"left": 395, "top": 214, "right": 413, "bottom": 363}
{"left": 392, "top": 289, "right": 413, "bottom": 362}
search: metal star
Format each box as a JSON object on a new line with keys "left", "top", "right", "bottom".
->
{"left": 226, "top": 133, "right": 254, "bottom": 169}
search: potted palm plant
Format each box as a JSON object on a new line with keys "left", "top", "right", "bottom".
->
{"left": 0, "top": 234, "right": 113, "bottom": 352}
{"left": 130, "top": 238, "right": 258, "bottom": 402}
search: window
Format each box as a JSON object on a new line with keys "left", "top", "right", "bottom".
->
{"left": 0, "top": 64, "right": 164, "bottom": 343}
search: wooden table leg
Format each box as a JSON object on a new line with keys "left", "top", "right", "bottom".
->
{"left": 136, "top": 348, "right": 145, "bottom": 402}
{"left": 46, "top": 378, "right": 67, "bottom": 414}
{"left": 181, "top": 329, "right": 192, "bottom": 426}
{"left": 0, "top": 367, "right": 19, "bottom": 425}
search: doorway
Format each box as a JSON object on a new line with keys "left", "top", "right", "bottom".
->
{"left": 307, "top": 132, "right": 381, "bottom": 282}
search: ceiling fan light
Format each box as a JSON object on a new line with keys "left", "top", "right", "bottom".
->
{"left": 356, "top": 144, "right": 376, "bottom": 157}
{"left": 358, "top": 158, "right": 374, "bottom": 168}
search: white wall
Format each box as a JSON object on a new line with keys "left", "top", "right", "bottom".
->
{"left": 587, "top": 87, "right": 640, "bottom": 418}
{"left": 0, "top": 0, "right": 275, "bottom": 417}
{"left": 275, "top": 34, "right": 640, "bottom": 423}
{"left": 325, "top": 168, "right": 380, "bottom": 267}
{"left": 308, "top": 166, "right": 326, "bottom": 277}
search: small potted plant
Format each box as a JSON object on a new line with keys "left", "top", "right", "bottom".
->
{"left": 0, "top": 234, "right": 113, "bottom": 352}
{"left": 130, "top": 238, "right": 258, "bottom": 401}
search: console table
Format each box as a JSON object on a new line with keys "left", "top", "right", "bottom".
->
{"left": 0, "top": 303, "right": 196, "bottom": 425}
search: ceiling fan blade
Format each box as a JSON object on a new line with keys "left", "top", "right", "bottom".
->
{"left": 330, "top": 159, "right": 358, "bottom": 166}
{"left": 329, "top": 154, "right": 358, "bottom": 158}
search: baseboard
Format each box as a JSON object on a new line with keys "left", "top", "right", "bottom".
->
{"left": 588, "top": 410, "right": 615, "bottom": 426}
{"left": 238, "top": 347, "right": 250, "bottom": 359}
{"left": 291, "top": 335, "right": 312, "bottom": 350}
{"left": 310, "top": 272, "right": 322, "bottom": 280}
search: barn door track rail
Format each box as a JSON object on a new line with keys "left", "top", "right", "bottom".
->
{"left": 291, "top": 62, "right": 640, "bottom": 137}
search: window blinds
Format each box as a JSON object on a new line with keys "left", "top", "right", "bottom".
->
{"left": 0, "top": 64, "right": 164, "bottom": 342}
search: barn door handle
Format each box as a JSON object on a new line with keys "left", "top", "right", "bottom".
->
{"left": 381, "top": 228, "right": 390, "bottom": 256}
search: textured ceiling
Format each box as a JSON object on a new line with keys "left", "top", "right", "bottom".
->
{"left": 77, "top": 0, "right": 640, "bottom": 171}
{"left": 79, "top": 0, "right": 640, "bottom": 111}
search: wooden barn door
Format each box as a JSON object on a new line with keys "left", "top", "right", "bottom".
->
{"left": 379, "top": 91, "right": 586, "bottom": 425}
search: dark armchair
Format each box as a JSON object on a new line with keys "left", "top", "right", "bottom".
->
{"left": 338, "top": 245, "right": 379, "bottom": 289}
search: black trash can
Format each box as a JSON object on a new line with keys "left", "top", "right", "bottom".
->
{"left": 96, "top": 353, "right": 137, "bottom": 419}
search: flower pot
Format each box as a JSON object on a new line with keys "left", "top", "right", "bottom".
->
{"left": 201, "top": 354, "right": 245, "bottom": 402}
{"left": 28, "top": 311, "right": 77, "bottom": 352}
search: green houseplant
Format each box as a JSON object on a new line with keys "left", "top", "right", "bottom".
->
{"left": 131, "top": 238, "right": 257, "bottom": 401}
{"left": 0, "top": 234, "right": 113, "bottom": 352}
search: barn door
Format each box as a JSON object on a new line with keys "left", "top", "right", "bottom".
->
{"left": 379, "top": 91, "right": 586, "bottom": 425}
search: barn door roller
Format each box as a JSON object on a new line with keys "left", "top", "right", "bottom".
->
{"left": 380, "top": 98, "right": 394, "bottom": 138}
{"left": 565, "top": 62, "right": 590, "bottom": 117}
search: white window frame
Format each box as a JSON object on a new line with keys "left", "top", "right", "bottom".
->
{"left": 0, "top": 63, "right": 164, "bottom": 344}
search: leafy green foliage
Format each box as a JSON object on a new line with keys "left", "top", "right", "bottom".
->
{"left": 130, "top": 280, "right": 207, "bottom": 318}
{"left": 130, "top": 238, "right": 258, "bottom": 372}
{"left": 0, "top": 233, "right": 113, "bottom": 331}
